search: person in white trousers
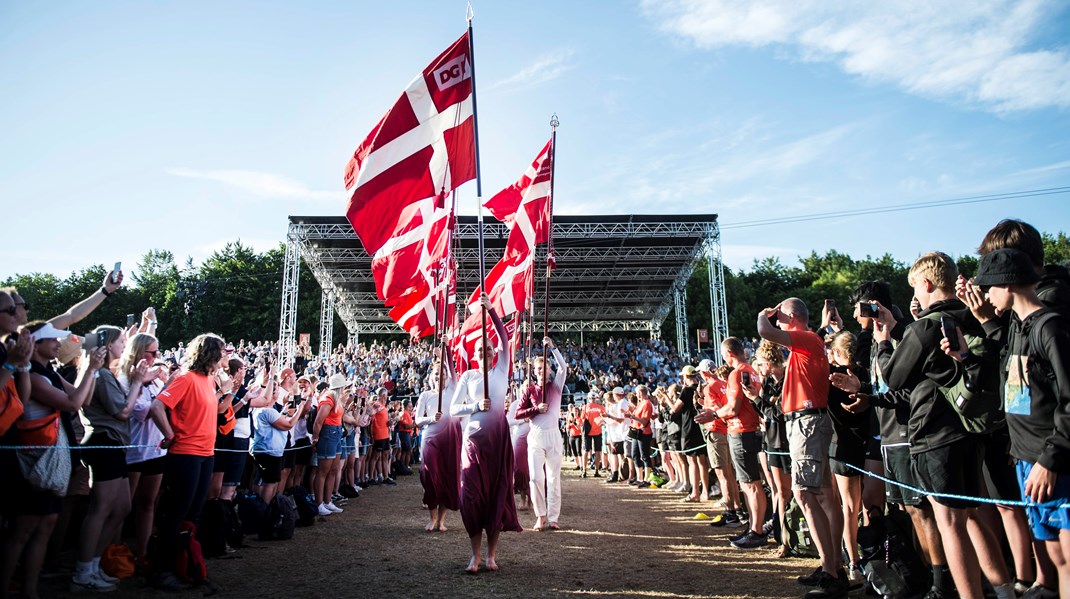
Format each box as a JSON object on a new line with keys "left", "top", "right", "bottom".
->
{"left": 515, "top": 337, "right": 568, "bottom": 531}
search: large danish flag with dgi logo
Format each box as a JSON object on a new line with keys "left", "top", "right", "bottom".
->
{"left": 344, "top": 32, "right": 474, "bottom": 307}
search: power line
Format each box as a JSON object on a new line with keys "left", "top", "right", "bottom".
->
{"left": 720, "top": 186, "right": 1070, "bottom": 230}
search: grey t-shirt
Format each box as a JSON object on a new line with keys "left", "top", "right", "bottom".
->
{"left": 81, "top": 369, "right": 131, "bottom": 445}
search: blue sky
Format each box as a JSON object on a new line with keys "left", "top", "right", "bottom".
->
{"left": 3, "top": 0, "right": 1069, "bottom": 278}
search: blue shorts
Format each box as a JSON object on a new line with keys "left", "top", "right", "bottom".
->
{"left": 341, "top": 429, "right": 357, "bottom": 460}
{"left": 398, "top": 431, "right": 413, "bottom": 452}
{"left": 1016, "top": 460, "right": 1070, "bottom": 542}
{"left": 316, "top": 424, "right": 343, "bottom": 460}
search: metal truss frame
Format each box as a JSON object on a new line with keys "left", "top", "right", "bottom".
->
{"left": 278, "top": 214, "right": 723, "bottom": 348}
{"left": 318, "top": 289, "right": 335, "bottom": 359}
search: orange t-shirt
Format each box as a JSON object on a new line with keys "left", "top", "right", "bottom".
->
{"left": 567, "top": 419, "right": 582, "bottom": 437}
{"left": 782, "top": 330, "right": 830, "bottom": 413}
{"left": 583, "top": 403, "right": 606, "bottom": 436}
{"left": 371, "top": 409, "right": 389, "bottom": 441}
{"left": 725, "top": 364, "right": 761, "bottom": 434}
{"left": 702, "top": 380, "right": 728, "bottom": 434}
{"left": 320, "top": 396, "right": 343, "bottom": 427}
{"left": 157, "top": 371, "right": 217, "bottom": 457}
{"left": 398, "top": 410, "right": 414, "bottom": 432}
{"left": 630, "top": 398, "right": 654, "bottom": 435}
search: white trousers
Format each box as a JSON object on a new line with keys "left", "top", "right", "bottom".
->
{"left": 527, "top": 429, "right": 563, "bottom": 522}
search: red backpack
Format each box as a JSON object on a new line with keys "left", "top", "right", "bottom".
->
{"left": 175, "top": 521, "right": 208, "bottom": 584}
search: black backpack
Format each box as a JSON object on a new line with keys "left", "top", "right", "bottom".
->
{"left": 259, "top": 493, "right": 297, "bottom": 541}
{"left": 198, "top": 499, "right": 243, "bottom": 558}
{"left": 286, "top": 485, "right": 318, "bottom": 527}
{"left": 237, "top": 491, "right": 268, "bottom": 537}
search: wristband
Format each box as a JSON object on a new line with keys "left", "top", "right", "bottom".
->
{"left": 15, "top": 364, "right": 30, "bottom": 373}
{"left": 150, "top": 321, "right": 157, "bottom": 326}
{"left": 2, "top": 363, "right": 14, "bottom": 373}
{"left": 100, "top": 286, "right": 112, "bottom": 297}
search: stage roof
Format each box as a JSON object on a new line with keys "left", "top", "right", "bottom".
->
{"left": 286, "top": 214, "right": 720, "bottom": 334}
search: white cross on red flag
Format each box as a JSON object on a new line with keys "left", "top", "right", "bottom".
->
{"left": 483, "top": 139, "right": 553, "bottom": 260}
{"left": 344, "top": 32, "right": 474, "bottom": 306}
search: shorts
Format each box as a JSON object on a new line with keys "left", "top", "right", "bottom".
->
{"left": 213, "top": 437, "right": 249, "bottom": 486}
{"left": 316, "top": 424, "right": 343, "bottom": 460}
{"left": 584, "top": 435, "right": 602, "bottom": 453}
{"left": 0, "top": 450, "right": 62, "bottom": 515}
{"left": 865, "top": 435, "right": 882, "bottom": 462}
{"left": 128, "top": 455, "right": 166, "bottom": 476}
{"left": 1016, "top": 460, "right": 1070, "bottom": 542}
{"left": 283, "top": 443, "right": 297, "bottom": 469}
{"left": 787, "top": 412, "right": 832, "bottom": 491}
{"left": 766, "top": 450, "right": 791, "bottom": 471}
{"left": 292, "top": 437, "right": 313, "bottom": 466}
{"left": 704, "top": 431, "right": 730, "bottom": 469}
{"left": 980, "top": 428, "right": 1022, "bottom": 503}
{"left": 373, "top": 438, "right": 391, "bottom": 453}
{"left": 359, "top": 431, "right": 371, "bottom": 457}
{"left": 252, "top": 453, "right": 283, "bottom": 484}
{"left": 609, "top": 441, "right": 625, "bottom": 456}
{"left": 80, "top": 433, "right": 128, "bottom": 482}
{"left": 341, "top": 429, "right": 357, "bottom": 460}
{"left": 830, "top": 438, "right": 866, "bottom": 478}
{"left": 882, "top": 445, "right": 925, "bottom": 506}
{"left": 729, "top": 430, "right": 763, "bottom": 484}
{"left": 911, "top": 437, "right": 983, "bottom": 510}
{"left": 398, "top": 431, "right": 413, "bottom": 452}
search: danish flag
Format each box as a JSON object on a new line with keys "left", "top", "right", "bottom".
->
{"left": 453, "top": 308, "right": 517, "bottom": 371}
{"left": 468, "top": 250, "right": 534, "bottom": 318}
{"left": 388, "top": 266, "right": 456, "bottom": 339}
{"left": 344, "top": 33, "right": 474, "bottom": 304}
{"left": 483, "top": 139, "right": 553, "bottom": 260}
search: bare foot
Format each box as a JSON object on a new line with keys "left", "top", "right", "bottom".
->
{"left": 548, "top": 521, "right": 560, "bottom": 530}
{"left": 426, "top": 522, "right": 436, "bottom": 532}
{"left": 465, "top": 556, "right": 481, "bottom": 574}
{"left": 437, "top": 522, "right": 448, "bottom": 532}
{"left": 532, "top": 517, "right": 546, "bottom": 531}
{"left": 485, "top": 558, "right": 499, "bottom": 572}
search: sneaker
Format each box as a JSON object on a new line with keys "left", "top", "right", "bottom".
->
{"left": 325, "top": 502, "right": 344, "bottom": 513}
{"left": 581, "top": 472, "right": 588, "bottom": 479}
{"left": 71, "top": 573, "right": 116, "bottom": 592}
{"left": 708, "top": 513, "right": 727, "bottom": 527}
{"left": 332, "top": 492, "right": 344, "bottom": 502}
{"left": 149, "top": 572, "right": 191, "bottom": 591}
{"left": 708, "top": 482, "right": 722, "bottom": 497}
{"left": 95, "top": 569, "right": 120, "bottom": 585}
{"left": 846, "top": 564, "right": 864, "bottom": 589}
{"left": 637, "top": 481, "right": 651, "bottom": 488}
{"left": 803, "top": 571, "right": 849, "bottom": 598}
{"left": 318, "top": 503, "right": 333, "bottom": 516}
{"left": 679, "top": 483, "right": 692, "bottom": 494}
{"left": 1021, "top": 584, "right": 1060, "bottom": 599}
{"left": 383, "top": 477, "right": 397, "bottom": 486}
{"left": 761, "top": 518, "right": 775, "bottom": 536}
{"left": 797, "top": 566, "right": 823, "bottom": 586}
{"left": 728, "top": 529, "right": 750, "bottom": 543}
{"left": 605, "top": 473, "right": 619, "bottom": 483}
{"left": 723, "top": 511, "right": 743, "bottom": 528}
{"left": 353, "top": 485, "right": 363, "bottom": 492}
{"left": 593, "top": 470, "right": 602, "bottom": 478}
{"left": 628, "top": 479, "right": 639, "bottom": 486}
{"left": 730, "top": 531, "right": 768, "bottom": 549}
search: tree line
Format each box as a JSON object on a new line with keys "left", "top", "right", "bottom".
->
{"left": 5, "top": 233, "right": 1069, "bottom": 351}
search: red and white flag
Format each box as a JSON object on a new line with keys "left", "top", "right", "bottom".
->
{"left": 344, "top": 33, "right": 474, "bottom": 302}
{"left": 387, "top": 261, "right": 456, "bottom": 339}
{"left": 370, "top": 195, "right": 452, "bottom": 303}
{"left": 454, "top": 307, "right": 516, "bottom": 371}
{"left": 483, "top": 139, "right": 553, "bottom": 260}
{"left": 468, "top": 249, "right": 534, "bottom": 318}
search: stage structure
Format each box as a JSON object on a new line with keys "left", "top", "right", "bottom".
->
{"left": 277, "top": 214, "right": 728, "bottom": 366}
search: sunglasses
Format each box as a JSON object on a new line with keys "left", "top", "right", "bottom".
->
{"left": 0, "top": 306, "right": 16, "bottom": 316}
{"left": 15, "top": 302, "right": 28, "bottom": 311}
{"left": 145, "top": 349, "right": 160, "bottom": 357}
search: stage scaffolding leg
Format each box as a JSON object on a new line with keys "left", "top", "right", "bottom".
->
{"left": 674, "top": 286, "right": 689, "bottom": 358}
{"left": 277, "top": 223, "right": 301, "bottom": 368}
{"left": 706, "top": 226, "right": 729, "bottom": 365}
{"left": 319, "top": 289, "right": 335, "bottom": 360}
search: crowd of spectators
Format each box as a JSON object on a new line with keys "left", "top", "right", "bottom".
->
{"left": 3, "top": 217, "right": 1069, "bottom": 599}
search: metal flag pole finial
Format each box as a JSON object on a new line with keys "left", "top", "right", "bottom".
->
{"left": 466, "top": 2, "right": 474, "bottom": 23}
{"left": 550, "top": 113, "right": 560, "bottom": 129}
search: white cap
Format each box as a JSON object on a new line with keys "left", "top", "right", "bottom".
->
{"left": 30, "top": 323, "right": 71, "bottom": 342}
{"left": 697, "top": 359, "right": 714, "bottom": 373}
{"left": 612, "top": 386, "right": 625, "bottom": 395}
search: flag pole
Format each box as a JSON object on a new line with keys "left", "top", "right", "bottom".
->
{"left": 436, "top": 188, "right": 458, "bottom": 414}
{"left": 542, "top": 114, "right": 559, "bottom": 389}
{"left": 467, "top": 10, "right": 491, "bottom": 403}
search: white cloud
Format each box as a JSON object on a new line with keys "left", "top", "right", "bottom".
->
{"left": 642, "top": 0, "right": 1070, "bottom": 112}
{"left": 487, "top": 50, "right": 575, "bottom": 92}
{"left": 167, "top": 168, "right": 341, "bottom": 202}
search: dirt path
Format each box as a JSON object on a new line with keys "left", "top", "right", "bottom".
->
{"left": 49, "top": 466, "right": 830, "bottom": 598}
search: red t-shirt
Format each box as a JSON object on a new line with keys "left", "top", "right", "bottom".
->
{"left": 371, "top": 409, "right": 390, "bottom": 441}
{"left": 782, "top": 330, "right": 830, "bottom": 413}
{"left": 157, "top": 371, "right": 217, "bottom": 457}
{"left": 398, "top": 410, "right": 414, "bottom": 432}
{"left": 583, "top": 403, "right": 606, "bottom": 436}
{"left": 319, "top": 396, "right": 343, "bottom": 427}
{"left": 702, "top": 380, "right": 728, "bottom": 434}
{"left": 724, "top": 364, "right": 761, "bottom": 434}
{"left": 630, "top": 398, "right": 654, "bottom": 435}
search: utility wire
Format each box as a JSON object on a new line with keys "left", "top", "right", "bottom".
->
{"left": 720, "top": 186, "right": 1070, "bottom": 230}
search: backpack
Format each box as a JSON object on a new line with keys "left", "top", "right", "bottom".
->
{"left": 783, "top": 497, "right": 819, "bottom": 558}
{"left": 1021, "top": 311, "right": 1062, "bottom": 389}
{"left": 237, "top": 491, "right": 268, "bottom": 536}
{"left": 857, "top": 507, "right": 929, "bottom": 598}
{"left": 198, "top": 499, "right": 244, "bottom": 558}
{"left": 286, "top": 485, "right": 319, "bottom": 527}
{"left": 921, "top": 311, "right": 1002, "bottom": 434}
{"left": 259, "top": 493, "right": 297, "bottom": 541}
{"left": 175, "top": 521, "right": 208, "bottom": 584}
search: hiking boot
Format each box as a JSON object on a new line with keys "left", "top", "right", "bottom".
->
{"left": 797, "top": 566, "right": 823, "bottom": 586}
{"left": 730, "top": 531, "right": 768, "bottom": 549}
{"left": 803, "top": 571, "right": 849, "bottom": 598}
{"left": 70, "top": 572, "right": 116, "bottom": 593}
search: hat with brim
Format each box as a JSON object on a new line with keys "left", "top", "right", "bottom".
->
{"left": 972, "top": 248, "right": 1041, "bottom": 287}
{"left": 30, "top": 323, "right": 71, "bottom": 342}
{"left": 697, "top": 359, "right": 713, "bottom": 373}
{"left": 679, "top": 365, "right": 698, "bottom": 377}
{"left": 612, "top": 386, "right": 625, "bottom": 395}
{"left": 328, "top": 373, "right": 350, "bottom": 391}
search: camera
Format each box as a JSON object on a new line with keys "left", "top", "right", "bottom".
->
{"left": 858, "top": 302, "right": 880, "bottom": 318}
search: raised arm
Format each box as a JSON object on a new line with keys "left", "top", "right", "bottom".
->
{"left": 49, "top": 270, "right": 122, "bottom": 330}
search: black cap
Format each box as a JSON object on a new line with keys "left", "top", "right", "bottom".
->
{"left": 972, "top": 248, "right": 1041, "bottom": 287}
